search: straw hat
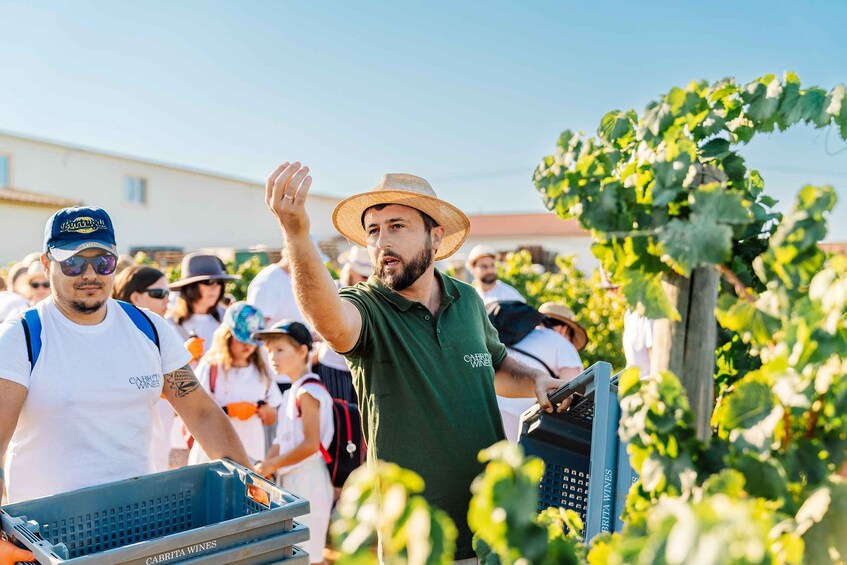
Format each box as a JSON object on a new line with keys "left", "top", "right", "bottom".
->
{"left": 332, "top": 174, "right": 470, "bottom": 261}
{"left": 538, "top": 302, "right": 588, "bottom": 351}
{"left": 169, "top": 253, "right": 240, "bottom": 289}
{"left": 338, "top": 245, "right": 373, "bottom": 277}
{"left": 466, "top": 244, "right": 497, "bottom": 270}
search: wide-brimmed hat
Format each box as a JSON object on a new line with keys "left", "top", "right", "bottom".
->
{"left": 465, "top": 244, "right": 497, "bottom": 270}
{"left": 223, "top": 302, "right": 265, "bottom": 345}
{"left": 252, "top": 319, "right": 313, "bottom": 350}
{"left": 169, "top": 253, "right": 240, "bottom": 289}
{"left": 332, "top": 173, "right": 470, "bottom": 261}
{"left": 338, "top": 245, "right": 373, "bottom": 277}
{"left": 538, "top": 302, "right": 588, "bottom": 352}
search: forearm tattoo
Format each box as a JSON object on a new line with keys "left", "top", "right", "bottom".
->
{"left": 165, "top": 365, "right": 201, "bottom": 398}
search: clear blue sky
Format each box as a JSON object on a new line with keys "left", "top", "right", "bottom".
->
{"left": 1, "top": 0, "right": 846, "bottom": 239}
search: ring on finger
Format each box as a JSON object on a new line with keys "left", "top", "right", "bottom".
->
{"left": 284, "top": 195, "right": 295, "bottom": 200}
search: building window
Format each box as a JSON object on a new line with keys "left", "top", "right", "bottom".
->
{"left": 124, "top": 176, "right": 147, "bottom": 204}
{"left": 0, "top": 155, "right": 9, "bottom": 188}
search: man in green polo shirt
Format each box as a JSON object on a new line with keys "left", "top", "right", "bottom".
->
{"left": 263, "top": 161, "right": 565, "bottom": 562}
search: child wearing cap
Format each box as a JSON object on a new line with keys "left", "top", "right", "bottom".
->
{"left": 187, "top": 302, "right": 282, "bottom": 465}
{"left": 254, "top": 320, "right": 334, "bottom": 565}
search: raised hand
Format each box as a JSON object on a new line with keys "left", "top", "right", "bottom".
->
{"left": 265, "top": 161, "right": 313, "bottom": 237}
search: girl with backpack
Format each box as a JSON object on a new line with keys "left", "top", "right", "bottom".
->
{"left": 254, "top": 320, "right": 334, "bottom": 565}
{"left": 187, "top": 302, "right": 282, "bottom": 464}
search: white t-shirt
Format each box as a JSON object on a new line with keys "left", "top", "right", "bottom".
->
{"left": 246, "top": 265, "right": 307, "bottom": 327}
{"left": 497, "top": 327, "right": 583, "bottom": 443}
{"left": 0, "top": 298, "right": 191, "bottom": 503}
{"left": 188, "top": 361, "right": 283, "bottom": 463}
{"left": 0, "top": 291, "right": 28, "bottom": 322}
{"left": 171, "top": 313, "right": 221, "bottom": 346}
{"left": 274, "top": 374, "right": 334, "bottom": 475}
{"left": 478, "top": 280, "right": 526, "bottom": 305}
{"left": 623, "top": 309, "right": 653, "bottom": 376}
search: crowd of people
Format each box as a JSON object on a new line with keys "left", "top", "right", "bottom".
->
{"left": 0, "top": 161, "right": 651, "bottom": 565}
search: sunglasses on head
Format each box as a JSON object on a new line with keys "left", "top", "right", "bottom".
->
{"left": 50, "top": 253, "right": 118, "bottom": 277}
{"left": 142, "top": 288, "right": 169, "bottom": 299}
{"left": 30, "top": 281, "right": 50, "bottom": 289}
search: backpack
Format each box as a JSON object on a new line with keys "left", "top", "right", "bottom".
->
{"left": 20, "top": 300, "right": 160, "bottom": 371}
{"left": 296, "top": 377, "right": 366, "bottom": 488}
{"left": 486, "top": 300, "right": 544, "bottom": 347}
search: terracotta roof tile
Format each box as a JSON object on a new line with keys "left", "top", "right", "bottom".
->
{"left": 820, "top": 242, "right": 847, "bottom": 255}
{"left": 467, "top": 213, "right": 588, "bottom": 237}
{"left": 0, "top": 187, "right": 82, "bottom": 208}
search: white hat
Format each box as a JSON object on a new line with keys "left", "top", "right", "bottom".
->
{"left": 466, "top": 244, "right": 497, "bottom": 269}
{"left": 338, "top": 245, "right": 373, "bottom": 278}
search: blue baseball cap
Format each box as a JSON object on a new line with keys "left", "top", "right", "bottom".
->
{"left": 44, "top": 206, "right": 118, "bottom": 261}
{"left": 223, "top": 302, "right": 265, "bottom": 345}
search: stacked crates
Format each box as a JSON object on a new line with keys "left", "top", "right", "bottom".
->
{"left": 518, "top": 362, "right": 638, "bottom": 541}
{"left": 1, "top": 460, "right": 311, "bottom": 564}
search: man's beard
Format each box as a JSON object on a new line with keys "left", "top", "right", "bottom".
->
{"left": 480, "top": 273, "right": 497, "bottom": 285}
{"left": 376, "top": 237, "right": 433, "bottom": 292}
{"left": 70, "top": 299, "right": 106, "bottom": 314}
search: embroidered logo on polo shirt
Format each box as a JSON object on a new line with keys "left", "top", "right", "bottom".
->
{"left": 129, "top": 373, "right": 161, "bottom": 389}
{"left": 464, "top": 353, "right": 492, "bottom": 368}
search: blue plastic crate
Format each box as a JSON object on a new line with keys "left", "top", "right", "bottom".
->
{"left": 518, "top": 362, "right": 636, "bottom": 541}
{"left": 1, "top": 460, "right": 311, "bottom": 564}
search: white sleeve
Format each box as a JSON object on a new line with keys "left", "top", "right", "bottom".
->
{"left": 644, "top": 319, "right": 654, "bottom": 349}
{"left": 0, "top": 319, "right": 31, "bottom": 388}
{"left": 502, "top": 284, "right": 526, "bottom": 303}
{"left": 149, "top": 313, "right": 193, "bottom": 374}
{"left": 554, "top": 338, "right": 583, "bottom": 370}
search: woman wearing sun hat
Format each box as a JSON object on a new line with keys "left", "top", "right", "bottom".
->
{"left": 187, "top": 302, "right": 282, "bottom": 464}
{"left": 167, "top": 253, "right": 240, "bottom": 358}
{"left": 262, "top": 161, "right": 566, "bottom": 561}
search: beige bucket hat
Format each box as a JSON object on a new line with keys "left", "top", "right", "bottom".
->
{"left": 332, "top": 173, "right": 470, "bottom": 261}
{"left": 538, "top": 302, "right": 588, "bottom": 352}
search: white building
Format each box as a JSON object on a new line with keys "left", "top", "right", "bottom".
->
{"left": 0, "top": 130, "right": 342, "bottom": 264}
{"left": 457, "top": 212, "right": 596, "bottom": 274}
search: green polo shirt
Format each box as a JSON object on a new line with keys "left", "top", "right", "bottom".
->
{"left": 339, "top": 270, "right": 507, "bottom": 559}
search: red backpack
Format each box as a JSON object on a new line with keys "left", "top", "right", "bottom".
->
{"left": 296, "top": 377, "right": 366, "bottom": 488}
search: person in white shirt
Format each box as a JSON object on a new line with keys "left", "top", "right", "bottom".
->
{"left": 255, "top": 320, "right": 334, "bottom": 565}
{"left": 2, "top": 262, "right": 52, "bottom": 322}
{"left": 623, "top": 309, "right": 653, "bottom": 376}
{"left": 0, "top": 206, "right": 252, "bottom": 530}
{"left": 0, "top": 262, "right": 32, "bottom": 322}
{"left": 497, "top": 302, "right": 588, "bottom": 442}
{"left": 188, "top": 302, "right": 282, "bottom": 464}
{"left": 466, "top": 244, "right": 526, "bottom": 304}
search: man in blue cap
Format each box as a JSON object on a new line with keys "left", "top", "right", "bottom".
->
{"left": 0, "top": 206, "right": 253, "bottom": 514}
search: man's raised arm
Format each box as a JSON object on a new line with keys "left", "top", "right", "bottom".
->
{"left": 265, "top": 161, "right": 362, "bottom": 353}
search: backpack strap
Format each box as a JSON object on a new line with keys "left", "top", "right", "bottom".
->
{"left": 295, "top": 377, "right": 332, "bottom": 464}
{"left": 20, "top": 307, "right": 42, "bottom": 372}
{"left": 511, "top": 346, "right": 557, "bottom": 379}
{"left": 116, "top": 301, "right": 160, "bottom": 351}
{"left": 21, "top": 302, "right": 160, "bottom": 374}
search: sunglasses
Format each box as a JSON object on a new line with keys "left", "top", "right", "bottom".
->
{"left": 199, "top": 279, "right": 224, "bottom": 286}
{"left": 30, "top": 281, "right": 50, "bottom": 289}
{"left": 142, "top": 288, "right": 169, "bottom": 299}
{"left": 50, "top": 253, "right": 118, "bottom": 277}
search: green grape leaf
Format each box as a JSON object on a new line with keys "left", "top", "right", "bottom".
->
{"left": 700, "top": 137, "right": 731, "bottom": 160}
{"left": 799, "top": 480, "right": 847, "bottom": 564}
{"left": 659, "top": 216, "right": 733, "bottom": 273}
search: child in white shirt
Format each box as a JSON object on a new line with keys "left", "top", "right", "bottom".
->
{"left": 254, "top": 320, "right": 334, "bottom": 565}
